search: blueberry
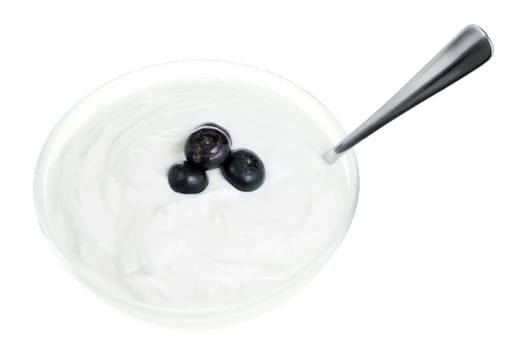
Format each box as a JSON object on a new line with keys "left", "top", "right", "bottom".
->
{"left": 184, "top": 124, "right": 231, "bottom": 170}
{"left": 197, "top": 122, "right": 231, "bottom": 140}
{"left": 222, "top": 149, "right": 265, "bottom": 192}
{"left": 168, "top": 162, "right": 208, "bottom": 194}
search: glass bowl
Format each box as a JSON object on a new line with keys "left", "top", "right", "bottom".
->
{"left": 34, "top": 61, "right": 359, "bottom": 327}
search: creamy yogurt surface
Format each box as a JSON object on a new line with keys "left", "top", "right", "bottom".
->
{"left": 37, "top": 62, "right": 358, "bottom": 321}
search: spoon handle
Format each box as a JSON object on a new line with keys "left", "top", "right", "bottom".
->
{"left": 324, "top": 24, "right": 493, "bottom": 164}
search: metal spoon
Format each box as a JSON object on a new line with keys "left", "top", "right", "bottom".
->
{"left": 323, "top": 24, "right": 493, "bottom": 164}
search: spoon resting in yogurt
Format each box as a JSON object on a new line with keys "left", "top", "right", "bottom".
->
{"left": 324, "top": 24, "right": 493, "bottom": 164}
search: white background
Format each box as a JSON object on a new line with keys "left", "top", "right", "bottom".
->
{"left": 1, "top": 0, "right": 524, "bottom": 349}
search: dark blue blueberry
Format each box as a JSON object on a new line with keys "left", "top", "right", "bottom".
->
{"left": 198, "top": 122, "right": 231, "bottom": 140}
{"left": 184, "top": 124, "right": 231, "bottom": 170}
{"left": 222, "top": 149, "right": 265, "bottom": 192}
{"left": 168, "top": 162, "right": 208, "bottom": 194}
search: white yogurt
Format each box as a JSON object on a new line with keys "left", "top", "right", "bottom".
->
{"left": 36, "top": 62, "right": 359, "bottom": 323}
